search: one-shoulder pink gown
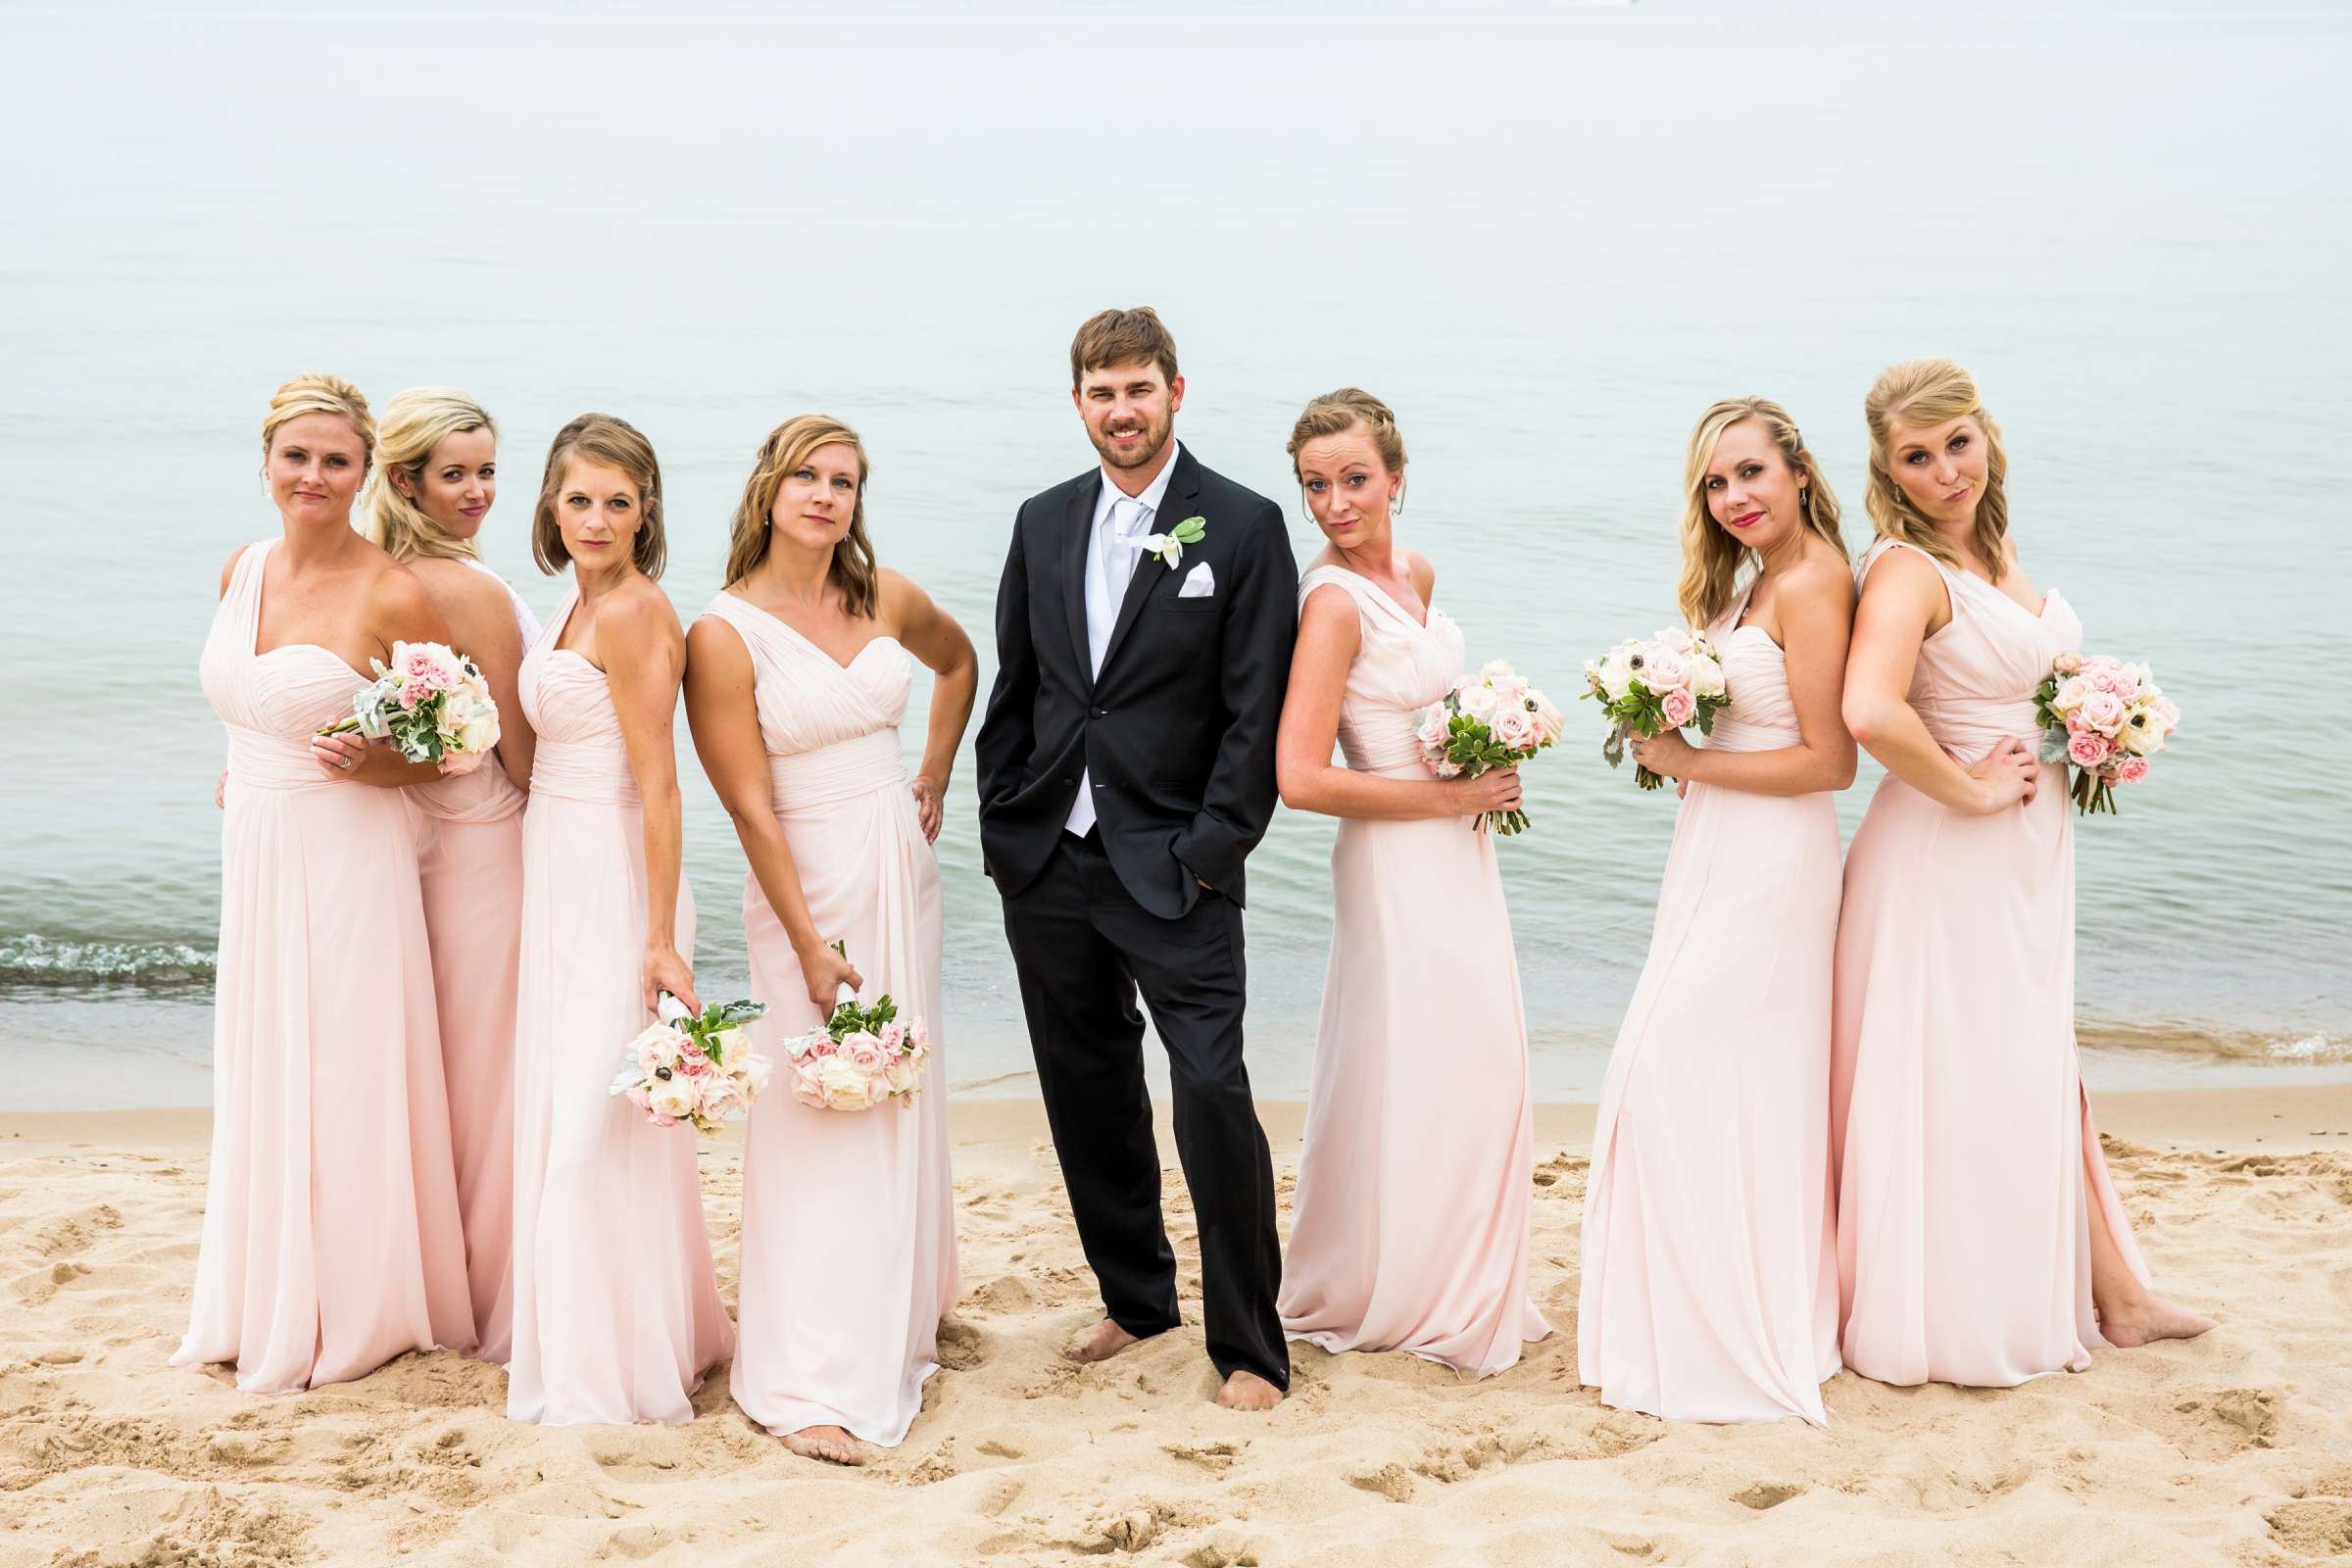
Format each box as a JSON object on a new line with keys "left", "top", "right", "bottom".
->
{"left": 1578, "top": 584, "right": 1842, "bottom": 1424}
{"left": 702, "top": 594, "right": 958, "bottom": 1447}
{"left": 409, "top": 562, "right": 539, "bottom": 1365}
{"left": 506, "top": 586, "right": 731, "bottom": 1426}
{"left": 1833, "top": 538, "right": 2152, "bottom": 1387}
{"left": 1275, "top": 565, "right": 1548, "bottom": 1377}
{"left": 175, "top": 538, "right": 474, "bottom": 1393}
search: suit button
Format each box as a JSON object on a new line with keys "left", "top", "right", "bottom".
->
{"left": 1092, "top": 707, "right": 1107, "bottom": 718}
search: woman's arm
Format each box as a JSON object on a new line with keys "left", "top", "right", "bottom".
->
{"left": 424, "top": 564, "right": 536, "bottom": 793}
{"left": 1633, "top": 558, "right": 1858, "bottom": 796}
{"left": 1840, "top": 548, "right": 2035, "bottom": 813}
{"left": 602, "top": 584, "right": 699, "bottom": 1014}
{"left": 680, "top": 615, "right": 858, "bottom": 1009}
{"left": 317, "top": 564, "right": 462, "bottom": 788}
{"left": 1275, "top": 584, "right": 1517, "bottom": 822}
{"left": 880, "top": 567, "right": 978, "bottom": 845}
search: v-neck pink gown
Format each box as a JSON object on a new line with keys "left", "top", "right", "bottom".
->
{"left": 505, "top": 586, "right": 731, "bottom": 1426}
{"left": 1577, "top": 583, "right": 1842, "bottom": 1424}
{"left": 175, "top": 538, "right": 474, "bottom": 1393}
{"left": 1274, "top": 565, "right": 1548, "bottom": 1377}
{"left": 409, "top": 562, "right": 539, "bottom": 1365}
{"left": 702, "top": 593, "right": 958, "bottom": 1447}
{"left": 1832, "top": 538, "right": 2152, "bottom": 1388}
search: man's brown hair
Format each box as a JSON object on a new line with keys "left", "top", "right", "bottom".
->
{"left": 1069, "top": 307, "right": 1179, "bottom": 388}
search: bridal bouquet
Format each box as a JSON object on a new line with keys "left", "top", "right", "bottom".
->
{"left": 316, "top": 640, "right": 500, "bottom": 775}
{"left": 609, "top": 992, "right": 772, "bottom": 1133}
{"left": 1583, "top": 628, "right": 1730, "bottom": 790}
{"left": 1413, "top": 660, "right": 1566, "bottom": 835}
{"left": 780, "top": 946, "right": 931, "bottom": 1111}
{"left": 2034, "top": 652, "right": 2178, "bottom": 816}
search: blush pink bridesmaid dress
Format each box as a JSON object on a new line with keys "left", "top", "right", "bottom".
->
{"left": 1274, "top": 565, "right": 1548, "bottom": 1377}
{"left": 174, "top": 538, "right": 474, "bottom": 1394}
{"left": 505, "top": 586, "right": 731, "bottom": 1426}
{"left": 1832, "top": 538, "right": 2151, "bottom": 1388}
{"left": 408, "top": 563, "right": 539, "bottom": 1365}
{"left": 1577, "top": 583, "right": 1842, "bottom": 1424}
{"left": 702, "top": 594, "right": 958, "bottom": 1448}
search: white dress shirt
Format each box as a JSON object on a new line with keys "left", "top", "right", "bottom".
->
{"left": 1066, "top": 439, "right": 1183, "bottom": 836}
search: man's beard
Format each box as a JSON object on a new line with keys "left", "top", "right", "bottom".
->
{"left": 1090, "top": 412, "right": 1172, "bottom": 471}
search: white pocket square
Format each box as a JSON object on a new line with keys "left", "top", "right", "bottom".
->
{"left": 1176, "top": 563, "right": 1217, "bottom": 599}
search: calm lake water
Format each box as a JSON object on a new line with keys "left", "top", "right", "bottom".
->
{"left": 3, "top": 1, "right": 2347, "bottom": 1107}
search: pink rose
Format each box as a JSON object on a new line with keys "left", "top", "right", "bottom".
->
{"left": 2155, "top": 697, "right": 2180, "bottom": 729}
{"left": 1492, "top": 705, "right": 1539, "bottom": 754}
{"left": 2067, "top": 731, "right": 2111, "bottom": 767}
{"left": 436, "top": 748, "right": 484, "bottom": 777}
{"left": 2115, "top": 755, "right": 2150, "bottom": 784}
{"left": 2051, "top": 653, "right": 2082, "bottom": 676}
{"left": 1660, "top": 688, "right": 1696, "bottom": 728}
{"left": 842, "top": 1030, "right": 890, "bottom": 1072}
{"left": 1643, "top": 649, "right": 1688, "bottom": 691}
{"left": 2080, "top": 691, "right": 2126, "bottom": 735}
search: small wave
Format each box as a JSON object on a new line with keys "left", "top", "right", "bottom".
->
{"left": 2078, "top": 1016, "right": 2349, "bottom": 1067}
{"left": 0, "top": 932, "right": 215, "bottom": 992}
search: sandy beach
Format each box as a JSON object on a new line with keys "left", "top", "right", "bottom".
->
{"left": 3, "top": 1088, "right": 2348, "bottom": 1568}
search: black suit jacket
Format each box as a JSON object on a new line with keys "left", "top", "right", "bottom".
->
{"left": 976, "top": 447, "right": 1298, "bottom": 919}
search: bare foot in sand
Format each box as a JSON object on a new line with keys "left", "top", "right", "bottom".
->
{"left": 1215, "top": 1369, "right": 1283, "bottom": 1411}
{"left": 783, "top": 1425, "right": 867, "bottom": 1466}
{"left": 2099, "top": 1294, "right": 2218, "bottom": 1348}
{"left": 1065, "top": 1317, "right": 1143, "bottom": 1364}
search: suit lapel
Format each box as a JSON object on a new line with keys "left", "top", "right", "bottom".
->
{"left": 1099, "top": 449, "right": 1200, "bottom": 677}
{"left": 1060, "top": 475, "right": 1100, "bottom": 682}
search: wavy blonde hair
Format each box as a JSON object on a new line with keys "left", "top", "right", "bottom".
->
{"left": 724, "top": 415, "right": 879, "bottom": 618}
{"left": 1677, "top": 397, "right": 1844, "bottom": 627}
{"left": 262, "top": 372, "right": 374, "bottom": 471}
{"left": 1285, "top": 387, "right": 1407, "bottom": 483}
{"left": 365, "top": 387, "right": 497, "bottom": 563}
{"left": 531, "top": 414, "right": 667, "bottom": 579}
{"left": 1863, "top": 356, "right": 2011, "bottom": 581}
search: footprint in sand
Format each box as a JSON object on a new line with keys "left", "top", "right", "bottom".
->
{"left": 937, "top": 1315, "right": 990, "bottom": 1370}
{"left": 2267, "top": 1498, "right": 2352, "bottom": 1560}
{"left": 1732, "top": 1482, "right": 1805, "bottom": 1510}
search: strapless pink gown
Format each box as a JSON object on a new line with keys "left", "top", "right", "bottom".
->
{"left": 506, "top": 586, "right": 731, "bottom": 1426}
{"left": 408, "top": 561, "right": 539, "bottom": 1365}
{"left": 1578, "top": 585, "right": 1841, "bottom": 1424}
{"left": 1833, "top": 538, "right": 2151, "bottom": 1387}
{"left": 703, "top": 595, "right": 958, "bottom": 1447}
{"left": 175, "top": 538, "right": 474, "bottom": 1393}
{"left": 1275, "top": 565, "right": 1548, "bottom": 1377}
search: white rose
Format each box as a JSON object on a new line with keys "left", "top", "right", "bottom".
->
{"left": 1686, "top": 656, "right": 1725, "bottom": 700}
{"left": 884, "top": 1054, "right": 922, "bottom": 1098}
{"left": 1458, "top": 682, "right": 1502, "bottom": 723}
{"left": 818, "top": 1055, "right": 877, "bottom": 1111}
{"left": 647, "top": 1075, "right": 698, "bottom": 1120}
{"left": 457, "top": 712, "right": 499, "bottom": 754}
{"left": 1596, "top": 649, "right": 1636, "bottom": 703}
{"left": 1654, "top": 627, "right": 1694, "bottom": 655}
{"left": 1479, "top": 659, "right": 1516, "bottom": 684}
{"left": 1642, "top": 647, "right": 1688, "bottom": 691}
{"left": 2052, "top": 675, "right": 2089, "bottom": 713}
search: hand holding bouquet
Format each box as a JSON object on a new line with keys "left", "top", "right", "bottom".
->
{"left": 1413, "top": 660, "right": 1565, "bottom": 835}
{"left": 317, "top": 640, "right": 500, "bottom": 775}
{"left": 609, "top": 992, "right": 772, "bottom": 1133}
{"left": 780, "top": 945, "right": 932, "bottom": 1111}
{"left": 2034, "top": 652, "right": 2177, "bottom": 815}
{"left": 1583, "top": 628, "right": 1729, "bottom": 790}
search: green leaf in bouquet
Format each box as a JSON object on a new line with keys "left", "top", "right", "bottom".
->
{"left": 1695, "top": 709, "right": 1715, "bottom": 737}
{"left": 2037, "top": 727, "right": 2072, "bottom": 765}
{"left": 707, "top": 999, "right": 768, "bottom": 1027}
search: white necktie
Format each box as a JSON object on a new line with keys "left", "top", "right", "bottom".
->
{"left": 1069, "top": 495, "right": 1150, "bottom": 836}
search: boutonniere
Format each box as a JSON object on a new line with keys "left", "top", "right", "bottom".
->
{"left": 1141, "top": 516, "right": 1206, "bottom": 569}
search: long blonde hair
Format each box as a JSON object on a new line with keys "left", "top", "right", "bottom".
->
{"left": 1862, "top": 356, "right": 2011, "bottom": 581}
{"left": 1676, "top": 397, "right": 1845, "bottom": 627}
{"left": 262, "top": 372, "right": 374, "bottom": 471}
{"left": 724, "top": 415, "right": 880, "bottom": 618}
{"left": 365, "top": 387, "right": 497, "bottom": 563}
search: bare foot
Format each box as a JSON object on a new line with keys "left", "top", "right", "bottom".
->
{"left": 782, "top": 1425, "right": 867, "bottom": 1466}
{"left": 2100, "top": 1295, "right": 2218, "bottom": 1348}
{"left": 1214, "top": 1369, "right": 1284, "bottom": 1411}
{"left": 1064, "top": 1317, "right": 1144, "bottom": 1365}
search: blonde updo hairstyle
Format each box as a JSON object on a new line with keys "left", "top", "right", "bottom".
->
{"left": 530, "top": 413, "right": 667, "bottom": 580}
{"left": 365, "top": 387, "right": 497, "bottom": 564}
{"left": 724, "top": 415, "right": 881, "bottom": 618}
{"left": 1677, "top": 397, "right": 1846, "bottom": 627}
{"left": 1863, "top": 356, "right": 2012, "bottom": 581}
{"left": 1285, "top": 388, "right": 1407, "bottom": 512}
{"left": 261, "top": 372, "right": 375, "bottom": 474}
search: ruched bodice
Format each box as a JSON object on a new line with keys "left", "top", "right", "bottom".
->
{"left": 200, "top": 539, "right": 371, "bottom": 789}
{"left": 519, "top": 589, "right": 637, "bottom": 805}
{"left": 1298, "top": 565, "right": 1465, "bottom": 777}
{"left": 699, "top": 593, "right": 912, "bottom": 810}
{"left": 1703, "top": 587, "right": 1803, "bottom": 755}
{"left": 1859, "top": 538, "right": 2080, "bottom": 761}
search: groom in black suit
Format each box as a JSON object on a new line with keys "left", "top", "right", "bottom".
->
{"left": 976, "top": 308, "right": 1297, "bottom": 1410}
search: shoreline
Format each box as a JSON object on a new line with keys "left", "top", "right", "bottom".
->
{"left": 3, "top": 1085, "right": 2349, "bottom": 1565}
